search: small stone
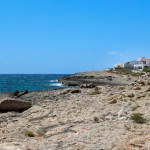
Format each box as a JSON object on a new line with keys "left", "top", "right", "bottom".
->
{"left": 87, "top": 83, "right": 96, "bottom": 88}
{"left": 108, "top": 99, "right": 117, "bottom": 104}
{"left": 133, "top": 86, "right": 141, "bottom": 90}
{"left": 125, "top": 92, "right": 134, "bottom": 97}
{"left": 80, "top": 84, "right": 86, "bottom": 88}
{"left": 137, "top": 80, "right": 145, "bottom": 86}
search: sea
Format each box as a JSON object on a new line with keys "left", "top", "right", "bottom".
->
{"left": 0, "top": 74, "right": 68, "bottom": 93}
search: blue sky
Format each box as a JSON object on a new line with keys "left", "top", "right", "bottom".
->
{"left": 0, "top": 0, "right": 150, "bottom": 74}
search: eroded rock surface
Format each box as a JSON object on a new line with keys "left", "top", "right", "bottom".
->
{"left": 59, "top": 71, "right": 136, "bottom": 86}
{"left": 0, "top": 72, "right": 149, "bottom": 149}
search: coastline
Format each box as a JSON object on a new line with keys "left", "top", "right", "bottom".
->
{"left": 59, "top": 70, "right": 136, "bottom": 86}
{"left": 0, "top": 70, "right": 150, "bottom": 149}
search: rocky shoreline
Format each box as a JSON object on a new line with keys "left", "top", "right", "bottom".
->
{"left": 59, "top": 71, "right": 135, "bottom": 86}
{"left": 0, "top": 71, "right": 150, "bottom": 150}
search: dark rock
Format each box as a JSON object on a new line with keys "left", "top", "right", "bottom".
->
{"left": 87, "top": 83, "right": 96, "bottom": 88}
{"left": 82, "top": 76, "right": 88, "bottom": 79}
{"left": 10, "top": 90, "right": 29, "bottom": 98}
{"left": 89, "top": 76, "right": 95, "bottom": 78}
{"left": 70, "top": 89, "right": 81, "bottom": 93}
{"left": 106, "top": 76, "right": 113, "bottom": 81}
{"left": 136, "top": 80, "right": 145, "bottom": 86}
{"left": 64, "top": 82, "right": 79, "bottom": 86}
{"left": 13, "top": 90, "right": 19, "bottom": 96}
{"left": 0, "top": 98, "right": 32, "bottom": 112}
{"left": 17, "top": 90, "right": 29, "bottom": 98}
{"left": 67, "top": 83, "right": 78, "bottom": 86}
{"left": 80, "top": 83, "right": 96, "bottom": 88}
{"left": 80, "top": 84, "right": 87, "bottom": 88}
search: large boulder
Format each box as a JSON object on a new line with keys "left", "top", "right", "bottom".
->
{"left": 0, "top": 98, "right": 32, "bottom": 112}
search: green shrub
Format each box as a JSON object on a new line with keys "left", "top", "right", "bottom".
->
{"left": 25, "top": 131, "right": 35, "bottom": 137}
{"left": 89, "top": 91, "right": 100, "bottom": 95}
{"left": 131, "top": 113, "right": 146, "bottom": 124}
{"left": 132, "top": 72, "right": 141, "bottom": 76}
{"left": 94, "top": 117, "right": 100, "bottom": 123}
{"left": 89, "top": 87, "right": 101, "bottom": 95}
{"left": 107, "top": 69, "right": 113, "bottom": 72}
{"left": 143, "top": 67, "right": 150, "bottom": 72}
{"left": 107, "top": 67, "right": 144, "bottom": 77}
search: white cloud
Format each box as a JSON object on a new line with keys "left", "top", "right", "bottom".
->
{"left": 108, "top": 51, "right": 123, "bottom": 57}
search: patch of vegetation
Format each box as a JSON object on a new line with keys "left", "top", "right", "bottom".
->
{"left": 89, "top": 87, "right": 101, "bottom": 95}
{"left": 131, "top": 113, "right": 147, "bottom": 124}
{"left": 143, "top": 66, "right": 150, "bottom": 72}
{"left": 107, "top": 68, "right": 113, "bottom": 72}
{"left": 89, "top": 91, "right": 100, "bottom": 95}
{"left": 131, "top": 73, "right": 141, "bottom": 76}
{"left": 25, "top": 131, "right": 35, "bottom": 137}
{"left": 107, "top": 68, "right": 143, "bottom": 77}
{"left": 94, "top": 117, "right": 100, "bottom": 123}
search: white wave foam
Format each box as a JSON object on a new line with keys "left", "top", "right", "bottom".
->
{"left": 50, "top": 83, "right": 62, "bottom": 86}
{"left": 49, "top": 80, "right": 58, "bottom": 82}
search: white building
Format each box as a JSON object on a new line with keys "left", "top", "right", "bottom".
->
{"left": 134, "top": 57, "right": 150, "bottom": 71}
{"left": 114, "top": 57, "right": 150, "bottom": 71}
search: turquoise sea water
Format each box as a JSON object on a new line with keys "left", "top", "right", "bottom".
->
{"left": 0, "top": 74, "right": 68, "bottom": 93}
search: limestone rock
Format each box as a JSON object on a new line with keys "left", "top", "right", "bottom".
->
{"left": 108, "top": 99, "right": 117, "bottom": 104}
{"left": 128, "top": 137, "right": 145, "bottom": 147}
{"left": 136, "top": 93, "right": 146, "bottom": 99}
{"left": 133, "top": 86, "right": 141, "bottom": 90}
{"left": 136, "top": 80, "right": 145, "bottom": 86}
{"left": 0, "top": 98, "right": 32, "bottom": 112}
{"left": 0, "top": 71, "right": 149, "bottom": 150}
{"left": 144, "top": 87, "right": 150, "bottom": 92}
{"left": 0, "top": 142, "right": 27, "bottom": 150}
{"left": 124, "top": 92, "right": 134, "bottom": 97}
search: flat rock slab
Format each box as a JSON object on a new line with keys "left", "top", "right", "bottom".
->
{"left": 0, "top": 98, "right": 32, "bottom": 112}
{"left": 0, "top": 143, "right": 27, "bottom": 150}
